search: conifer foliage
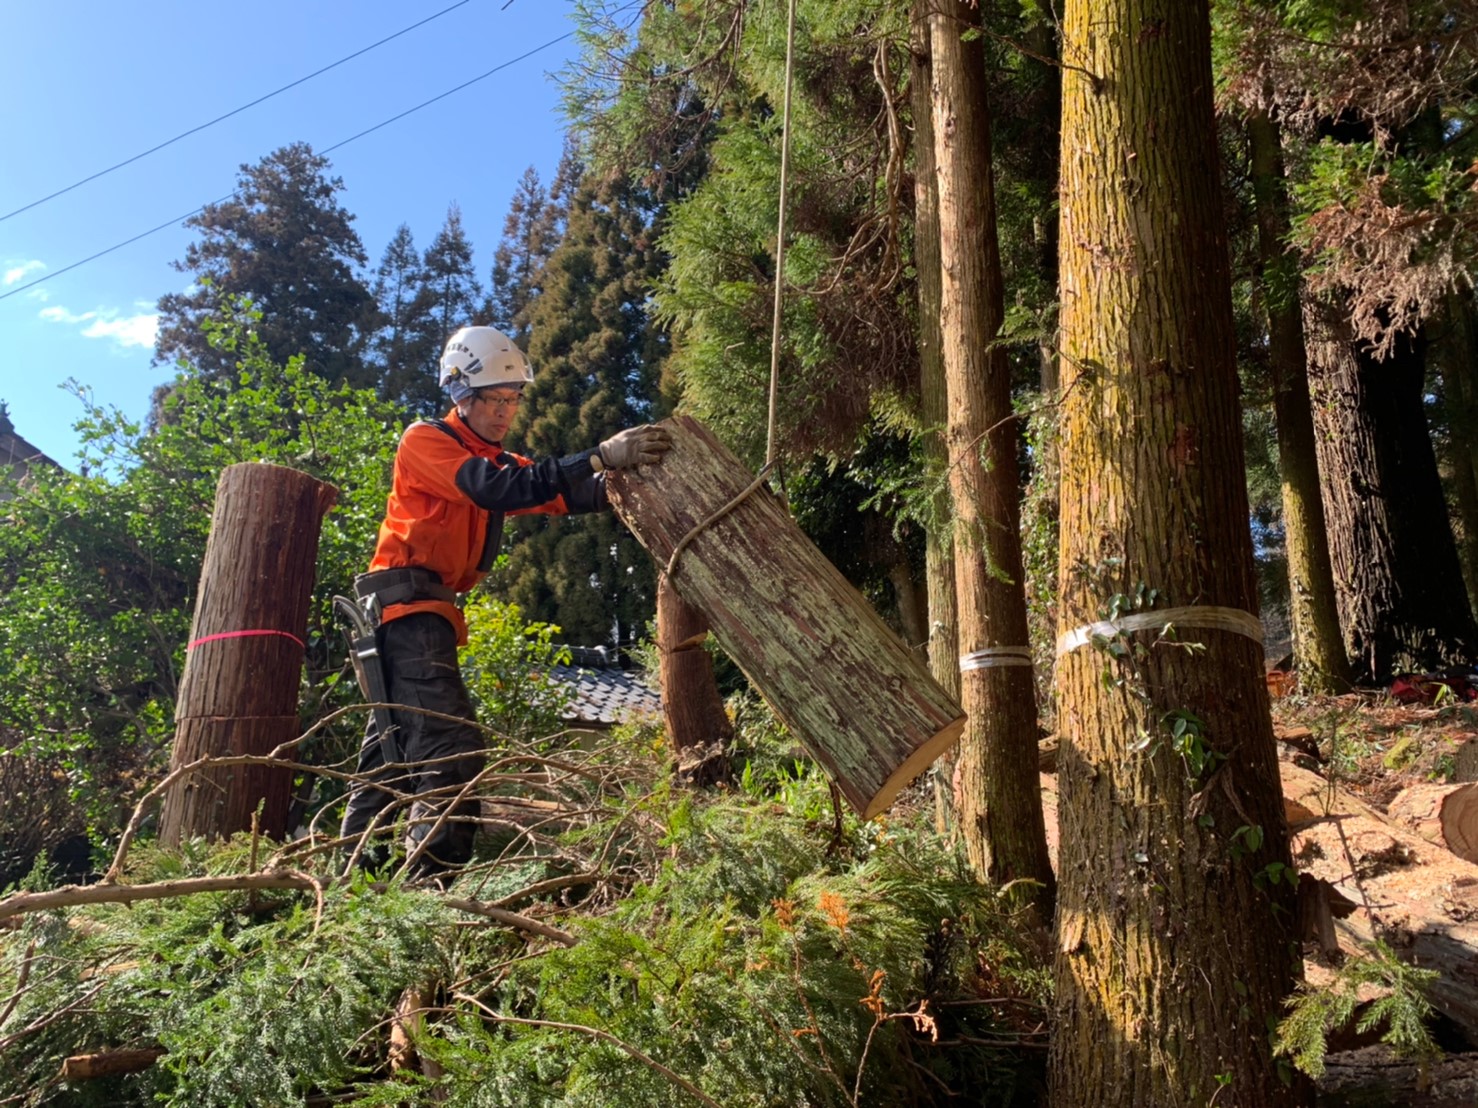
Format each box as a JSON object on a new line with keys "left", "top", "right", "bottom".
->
{"left": 502, "top": 168, "right": 670, "bottom": 646}
{"left": 155, "top": 143, "right": 376, "bottom": 388}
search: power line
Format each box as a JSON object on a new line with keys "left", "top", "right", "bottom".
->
{"left": 0, "top": 30, "right": 575, "bottom": 304}
{"left": 0, "top": 0, "right": 475, "bottom": 225}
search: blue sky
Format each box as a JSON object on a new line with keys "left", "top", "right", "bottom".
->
{"left": 1, "top": 0, "right": 585, "bottom": 466}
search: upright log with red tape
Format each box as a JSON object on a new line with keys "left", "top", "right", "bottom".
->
{"left": 160, "top": 463, "right": 337, "bottom": 844}
{"left": 608, "top": 416, "right": 965, "bottom": 818}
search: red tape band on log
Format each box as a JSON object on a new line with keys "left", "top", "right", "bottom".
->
{"left": 187, "top": 629, "right": 306, "bottom": 651}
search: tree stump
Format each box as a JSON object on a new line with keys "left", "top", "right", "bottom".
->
{"left": 607, "top": 416, "right": 965, "bottom": 818}
{"left": 160, "top": 463, "right": 337, "bottom": 845}
{"left": 1386, "top": 782, "right": 1478, "bottom": 863}
{"left": 657, "top": 573, "right": 732, "bottom": 787}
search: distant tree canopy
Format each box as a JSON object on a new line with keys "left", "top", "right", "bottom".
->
{"left": 154, "top": 144, "right": 377, "bottom": 389}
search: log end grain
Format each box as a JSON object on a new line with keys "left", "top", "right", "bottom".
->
{"left": 862, "top": 714, "right": 966, "bottom": 820}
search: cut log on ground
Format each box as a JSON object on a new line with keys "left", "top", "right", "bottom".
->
{"left": 160, "top": 464, "right": 337, "bottom": 845}
{"left": 1387, "top": 783, "right": 1478, "bottom": 863}
{"left": 1280, "top": 760, "right": 1478, "bottom": 1041}
{"left": 608, "top": 417, "right": 965, "bottom": 818}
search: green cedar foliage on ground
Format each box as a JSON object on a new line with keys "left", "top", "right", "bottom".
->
{"left": 0, "top": 709, "right": 1049, "bottom": 1107}
{"left": 0, "top": 304, "right": 402, "bottom": 878}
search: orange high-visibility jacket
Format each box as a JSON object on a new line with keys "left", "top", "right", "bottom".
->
{"left": 368, "top": 407, "right": 605, "bottom": 643}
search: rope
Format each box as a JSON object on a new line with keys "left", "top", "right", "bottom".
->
{"left": 765, "top": 0, "right": 800, "bottom": 468}
{"left": 666, "top": 0, "right": 798, "bottom": 581}
{"left": 665, "top": 463, "right": 774, "bottom": 580}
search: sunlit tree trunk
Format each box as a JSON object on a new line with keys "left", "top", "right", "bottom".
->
{"left": 909, "top": 0, "right": 960, "bottom": 838}
{"left": 929, "top": 0, "right": 1054, "bottom": 917}
{"left": 1246, "top": 107, "right": 1352, "bottom": 692}
{"left": 1052, "top": 2, "right": 1307, "bottom": 1103}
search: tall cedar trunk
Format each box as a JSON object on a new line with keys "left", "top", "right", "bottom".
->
{"left": 1246, "top": 107, "right": 1353, "bottom": 692}
{"left": 1053, "top": 3, "right": 1307, "bottom": 1104}
{"left": 656, "top": 573, "right": 733, "bottom": 787}
{"left": 909, "top": 0, "right": 961, "bottom": 840}
{"left": 1433, "top": 291, "right": 1478, "bottom": 618}
{"left": 928, "top": 0, "right": 1054, "bottom": 916}
{"left": 161, "top": 464, "right": 337, "bottom": 844}
{"left": 1302, "top": 299, "right": 1478, "bottom": 682}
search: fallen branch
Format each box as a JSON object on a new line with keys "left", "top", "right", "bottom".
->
{"left": 0, "top": 872, "right": 578, "bottom": 948}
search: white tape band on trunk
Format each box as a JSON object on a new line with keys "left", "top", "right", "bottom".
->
{"left": 960, "top": 646, "right": 1034, "bottom": 672}
{"left": 1055, "top": 606, "right": 1264, "bottom": 658}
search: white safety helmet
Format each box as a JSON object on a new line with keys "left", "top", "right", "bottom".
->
{"left": 439, "top": 326, "right": 534, "bottom": 403}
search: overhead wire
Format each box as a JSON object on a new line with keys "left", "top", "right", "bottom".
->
{"left": 0, "top": 30, "right": 575, "bottom": 304}
{"left": 0, "top": 0, "right": 476, "bottom": 225}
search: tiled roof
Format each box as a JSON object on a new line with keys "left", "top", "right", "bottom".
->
{"left": 0, "top": 415, "right": 60, "bottom": 500}
{"left": 547, "top": 647, "right": 662, "bottom": 727}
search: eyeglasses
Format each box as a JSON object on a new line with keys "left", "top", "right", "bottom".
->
{"left": 474, "top": 391, "right": 522, "bottom": 412}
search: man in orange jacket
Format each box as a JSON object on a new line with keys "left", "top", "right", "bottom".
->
{"left": 340, "top": 325, "right": 672, "bottom": 875}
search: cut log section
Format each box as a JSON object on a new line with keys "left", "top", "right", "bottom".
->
{"left": 608, "top": 416, "right": 966, "bottom": 818}
{"left": 1386, "top": 782, "right": 1478, "bottom": 863}
{"left": 1279, "top": 760, "right": 1478, "bottom": 1040}
{"left": 160, "top": 463, "right": 337, "bottom": 844}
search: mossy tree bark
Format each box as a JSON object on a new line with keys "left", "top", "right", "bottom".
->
{"left": 1302, "top": 301, "right": 1478, "bottom": 682}
{"left": 928, "top": 0, "right": 1055, "bottom": 918}
{"left": 1052, "top": 3, "right": 1307, "bottom": 1103}
{"left": 909, "top": 0, "right": 960, "bottom": 838}
{"left": 1247, "top": 107, "right": 1353, "bottom": 693}
{"left": 608, "top": 417, "right": 965, "bottom": 818}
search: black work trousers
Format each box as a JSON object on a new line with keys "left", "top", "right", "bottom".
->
{"left": 339, "top": 612, "right": 484, "bottom": 871}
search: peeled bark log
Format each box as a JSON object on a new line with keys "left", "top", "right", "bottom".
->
{"left": 1386, "top": 783, "right": 1478, "bottom": 863}
{"left": 160, "top": 463, "right": 337, "bottom": 845}
{"left": 607, "top": 417, "right": 965, "bottom": 818}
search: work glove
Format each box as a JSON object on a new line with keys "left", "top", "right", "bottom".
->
{"left": 598, "top": 424, "right": 674, "bottom": 469}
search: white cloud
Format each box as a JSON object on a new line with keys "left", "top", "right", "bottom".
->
{"left": 40, "top": 306, "right": 96, "bottom": 325}
{"left": 3, "top": 259, "right": 45, "bottom": 286}
{"left": 82, "top": 313, "right": 158, "bottom": 349}
{"left": 39, "top": 302, "right": 158, "bottom": 350}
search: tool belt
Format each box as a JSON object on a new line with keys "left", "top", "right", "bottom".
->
{"left": 353, "top": 566, "right": 457, "bottom": 610}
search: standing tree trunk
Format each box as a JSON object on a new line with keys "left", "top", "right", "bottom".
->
{"left": 1247, "top": 106, "right": 1353, "bottom": 693}
{"left": 1302, "top": 300, "right": 1478, "bottom": 682}
{"left": 1053, "top": 3, "right": 1307, "bottom": 1104}
{"left": 1432, "top": 290, "right": 1478, "bottom": 620}
{"left": 161, "top": 463, "right": 337, "bottom": 844}
{"left": 929, "top": 0, "right": 1054, "bottom": 918}
{"left": 909, "top": 0, "right": 961, "bottom": 838}
{"left": 657, "top": 573, "right": 733, "bottom": 787}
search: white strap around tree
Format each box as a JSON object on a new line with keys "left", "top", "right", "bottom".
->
{"left": 1055, "top": 605, "right": 1265, "bottom": 658}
